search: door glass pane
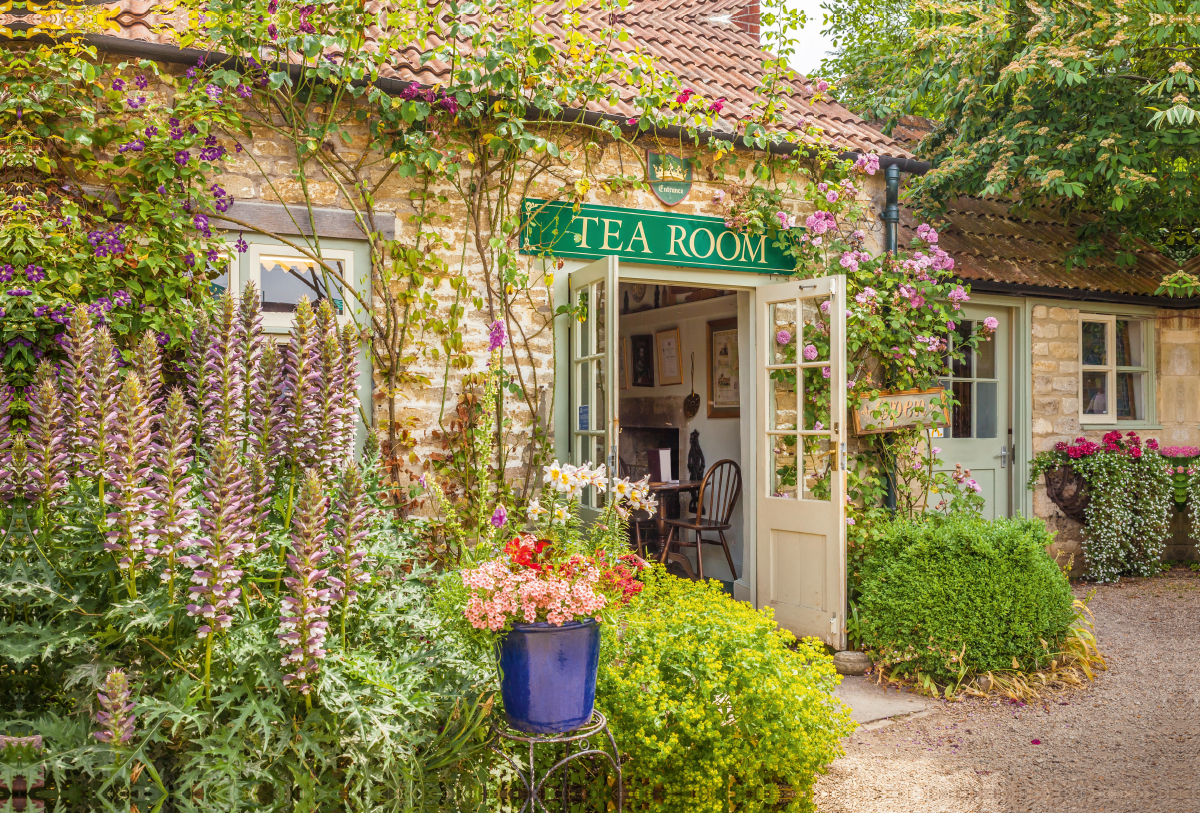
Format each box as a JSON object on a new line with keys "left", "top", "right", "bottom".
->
{"left": 592, "top": 435, "right": 607, "bottom": 507}
{"left": 576, "top": 287, "right": 590, "bottom": 356}
{"left": 594, "top": 356, "right": 606, "bottom": 429}
{"left": 1117, "top": 372, "right": 1144, "bottom": 420}
{"left": 1082, "top": 370, "right": 1108, "bottom": 414}
{"left": 802, "top": 368, "right": 830, "bottom": 430}
{"left": 769, "top": 302, "right": 798, "bottom": 365}
{"left": 260, "top": 256, "right": 345, "bottom": 314}
{"left": 801, "top": 297, "right": 830, "bottom": 362}
{"left": 769, "top": 434, "right": 798, "bottom": 499}
{"left": 952, "top": 380, "right": 972, "bottom": 438}
{"left": 1115, "top": 320, "right": 1141, "bottom": 367}
{"left": 802, "top": 435, "right": 832, "bottom": 501}
{"left": 1081, "top": 321, "right": 1107, "bottom": 366}
{"left": 976, "top": 382, "right": 998, "bottom": 439}
{"left": 577, "top": 360, "right": 591, "bottom": 430}
{"left": 768, "top": 372, "right": 798, "bottom": 431}
{"left": 976, "top": 330, "right": 996, "bottom": 379}
{"left": 951, "top": 321, "right": 973, "bottom": 378}
{"left": 594, "top": 281, "right": 606, "bottom": 354}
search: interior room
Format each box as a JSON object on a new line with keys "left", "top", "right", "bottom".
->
{"left": 617, "top": 282, "right": 745, "bottom": 585}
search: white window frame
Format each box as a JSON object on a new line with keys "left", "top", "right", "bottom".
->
{"left": 1079, "top": 313, "right": 1151, "bottom": 424}
{"left": 219, "top": 240, "right": 356, "bottom": 334}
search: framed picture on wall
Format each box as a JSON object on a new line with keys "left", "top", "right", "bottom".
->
{"left": 619, "top": 337, "right": 630, "bottom": 390}
{"left": 656, "top": 328, "right": 683, "bottom": 385}
{"left": 630, "top": 334, "right": 655, "bottom": 387}
{"left": 707, "top": 317, "right": 740, "bottom": 418}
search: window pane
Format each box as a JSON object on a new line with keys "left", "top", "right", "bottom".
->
{"left": 260, "top": 256, "right": 344, "bottom": 314}
{"left": 1081, "top": 321, "right": 1107, "bottom": 366}
{"left": 976, "top": 329, "right": 996, "bottom": 379}
{"left": 1082, "top": 370, "right": 1108, "bottom": 415}
{"left": 802, "top": 435, "right": 832, "bottom": 501}
{"left": 952, "top": 380, "right": 972, "bottom": 438}
{"left": 768, "top": 373, "right": 798, "bottom": 431}
{"left": 1115, "top": 320, "right": 1142, "bottom": 367}
{"left": 594, "top": 281, "right": 606, "bottom": 354}
{"left": 576, "top": 288, "right": 590, "bottom": 356}
{"left": 577, "top": 360, "right": 591, "bottom": 430}
{"left": 1117, "top": 372, "right": 1144, "bottom": 421}
{"left": 769, "top": 301, "right": 798, "bottom": 365}
{"left": 976, "top": 382, "right": 998, "bottom": 438}
{"left": 802, "top": 368, "right": 830, "bottom": 430}
{"left": 801, "top": 297, "right": 830, "bottom": 362}
{"left": 952, "top": 321, "right": 973, "bottom": 378}
{"left": 770, "top": 434, "right": 798, "bottom": 499}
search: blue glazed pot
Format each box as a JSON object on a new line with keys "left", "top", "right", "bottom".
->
{"left": 497, "top": 618, "right": 601, "bottom": 734}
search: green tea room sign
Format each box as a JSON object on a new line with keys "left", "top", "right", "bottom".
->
{"left": 519, "top": 199, "right": 796, "bottom": 274}
{"left": 647, "top": 152, "right": 692, "bottom": 205}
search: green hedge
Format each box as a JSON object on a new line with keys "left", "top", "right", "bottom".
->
{"left": 597, "top": 568, "right": 854, "bottom": 813}
{"left": 858, "top": 515, "right": 1075, "bottom": 682}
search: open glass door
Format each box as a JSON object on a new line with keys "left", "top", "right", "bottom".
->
{"left": 569, "top": 256, "right": 619, "bottom": 520}
{"left": 756, "top": 276, "right": 847, "bottom": 648}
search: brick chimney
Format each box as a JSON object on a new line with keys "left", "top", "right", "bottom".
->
{"left": 731, "top": 0, "right": 760, "bottom": 38}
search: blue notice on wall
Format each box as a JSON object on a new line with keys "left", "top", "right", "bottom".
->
{"left": 578, "top": 405, "right": 589, "bottom": 431}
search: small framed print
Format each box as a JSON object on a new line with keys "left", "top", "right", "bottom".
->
{"left": 656, "top": 328, "right": 683, "bottom": 385}
{"left": 619, "top": 337, "right": 630, "bottom": 390}
{"left": 707, "top": 318, "right": 740, "bottom": 418}
{"left": 630, "top": 334, "right": 655, "bottom": 387}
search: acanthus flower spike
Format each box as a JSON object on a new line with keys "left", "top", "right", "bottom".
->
{"left": 134, "top": 330, "right": 163, "bottom": 409}
{"left": 238, "top": 282, "right": 265, "bottom": 440}
{"left": 249, "top": 339, "right": 285, "bottom": 469}
{"left": 313, "top": 315, "right": 342, "bottom": 479}
{"left": 279, "top": 467, "right": 333, "bottom": 697}
{"left": 329, "top": 460, "right": 372, "bottom": 613}
{"left": 82, "top": 327, "right": 120, "bottom": 485}
{"left": 336, "top": 322, "right": 360, "bottom": 461}
{"left": 202, "top": 292, "right": 246, "bottom": 443}
{"left": 25, "top": 370, "right": 69, "bottom": 509}
{"left": 60, "top": 306, "right": 95, "bottom": 475}
{"left": 104, "top": 374, "right": 158, "bottom": 597}
{"left": 186, "top": 308, "right": 212, "bottom": 441}
{"left": 283, "top": 297, "right": 320, "bottom": 470}
{"left": 93, "top": 669, "right": 136, "bottom": 746}
{"left": 152, "top": 389, "right": 196, "bottom": 595}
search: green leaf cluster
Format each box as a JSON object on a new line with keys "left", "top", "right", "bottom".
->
{"left": 596, "top": 569, "right": 854, "bottom": 813}
{"left": 857, "top": 514, "right": 1076, "bottom": 683}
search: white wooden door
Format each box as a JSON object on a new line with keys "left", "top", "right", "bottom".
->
{"left": 569, "top": 256, "right": 619, "bottom": 518}
{"left": 755, "top": 276, "right": 847, "bottom": 648}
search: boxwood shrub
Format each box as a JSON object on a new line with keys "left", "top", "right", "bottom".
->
{"left": 858, "top": 514, "right": 1075, "bottom": 682}
{"left": 596, "top": 568, "right": 854, "bottom": 813}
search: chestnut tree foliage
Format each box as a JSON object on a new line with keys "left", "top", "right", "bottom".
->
{"left": 818, "top": 0, "right": 1200, "bottom": 267}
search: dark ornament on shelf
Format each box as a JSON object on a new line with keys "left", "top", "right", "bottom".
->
{"left": 687, "top": 429, "right": 705, "bottom": 511}
{"left": 1044, "top": 466, "right": 1090, "bottom": 523}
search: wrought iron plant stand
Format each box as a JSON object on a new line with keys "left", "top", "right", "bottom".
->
{"left": 490, "top": 711, "right": 622, "bottom": 813}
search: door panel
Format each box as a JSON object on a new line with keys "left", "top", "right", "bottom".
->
{"left": 569, "top": 256, "right": 619, "bottom": 519}
{"left": 756, "top": 276, "right": 846, "bottom": 648}
{"left": 936, "top": 305, "right": 1011, "bottom": 519}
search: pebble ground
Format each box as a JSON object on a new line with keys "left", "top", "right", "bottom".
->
{"left": 815, "top": 568, "right": 1200, "bottom": 812}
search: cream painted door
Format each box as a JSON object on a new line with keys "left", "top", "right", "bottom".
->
{"left": 935, "top": 305, "right": 1012, "bottom": 519}
{"left": 756, "top": 276, "right": 847, "bottom": 648}
{"left": 569, "top": 256, "right": 619, "bottom": 519}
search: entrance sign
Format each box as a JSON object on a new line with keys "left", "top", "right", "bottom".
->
{"left": 520, "top": 199, "right": 794, "bottom": 273}
{"left": 647, "top": 152, "right": 693, "bottom": 205}
{"left": 851, "top": 388, "right": 950, "bottom": 435}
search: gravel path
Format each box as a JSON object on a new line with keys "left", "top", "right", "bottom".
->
{"left": 815, "top": 569, "right": 1200, "bottom": 812}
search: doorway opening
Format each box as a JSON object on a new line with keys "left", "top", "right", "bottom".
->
{"left": 616, "top": 283, "right": 746, "bottom": 586}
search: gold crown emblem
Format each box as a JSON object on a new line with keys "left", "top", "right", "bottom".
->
{"left": 657, "top": 163, "right": 688, "bottom": 182}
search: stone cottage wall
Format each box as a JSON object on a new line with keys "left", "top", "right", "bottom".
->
{"left": 212, "top": 109, "right": 885, "bottom": 491}
{"left": 1030, "top": 304, "right": 1200, "bottom": 570}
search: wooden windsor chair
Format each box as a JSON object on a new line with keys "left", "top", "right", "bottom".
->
{"left": 659, "top": 459, "right": 741, "bottom": 581}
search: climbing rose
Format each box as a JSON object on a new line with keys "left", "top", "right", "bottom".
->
{"left": 776, "top": 329, "right": 791, "bottom": 345}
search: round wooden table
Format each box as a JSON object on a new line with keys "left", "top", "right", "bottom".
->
{"left": 646, "top": 480, "right": 702, "bottom": 579}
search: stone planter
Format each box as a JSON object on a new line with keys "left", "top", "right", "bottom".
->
{"left": 1043, "top": 466, "right": 1089, "bottom": 523}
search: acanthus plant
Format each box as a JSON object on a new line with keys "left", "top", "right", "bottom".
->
{"left": 0, "top": 283, "right": 373, "bottom": 703}
{"left": 1029, "top": 431, "right": 1173, "bottom": 581}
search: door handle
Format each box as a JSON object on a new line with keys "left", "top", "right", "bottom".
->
{"left": 999, "top": 445, "right": 1008, "bottom": 468}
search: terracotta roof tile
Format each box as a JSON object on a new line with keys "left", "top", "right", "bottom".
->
{"left": 39, "top": 0, "right": 909, "bottom": 157}
{"left": 902, "top": 197, "right": 1176, "bottom": 297}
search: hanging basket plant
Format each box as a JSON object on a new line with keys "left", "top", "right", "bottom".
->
{"left": 1030, "top": 432, "right": 1173, "bottom": 582}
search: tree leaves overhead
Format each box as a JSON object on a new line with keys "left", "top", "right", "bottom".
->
{"left": 820, "top": 0, "right": 1200, "bottom": 265}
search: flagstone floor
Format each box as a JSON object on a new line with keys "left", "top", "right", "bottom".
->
{"left": 815, "top": 569, "right": 1200, "bottom": 813}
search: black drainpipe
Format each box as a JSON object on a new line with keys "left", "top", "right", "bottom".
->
{"left": 880, "top": 163, "right": 901, "bottom": 512}
{"left": 882, "top": 163, "right": 900, "bottom": 254}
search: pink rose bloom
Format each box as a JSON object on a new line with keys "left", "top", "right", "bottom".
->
{"left": 816, "top": 79, "right": 829, "bottom": 92}
{"left": 984, "top": 316, "right": 999, "bottom": 330}
{"left": 776, "top": 329, "right": 792, "bottom": 345}
{"left": 820, "top": 300, "right": 830, "bottom": 313}
{"left": 822, "top": 366, "right": 831, "bottom": 379}
{"left": 803, "top": 344, "right": 818, "bottom": 360}
{"left": 826, "top": 191, "right": 839, "bottom": 203}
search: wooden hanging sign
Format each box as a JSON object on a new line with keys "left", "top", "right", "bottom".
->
{"left": 851, "top": 387, "right": 950, "bottom": 435}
